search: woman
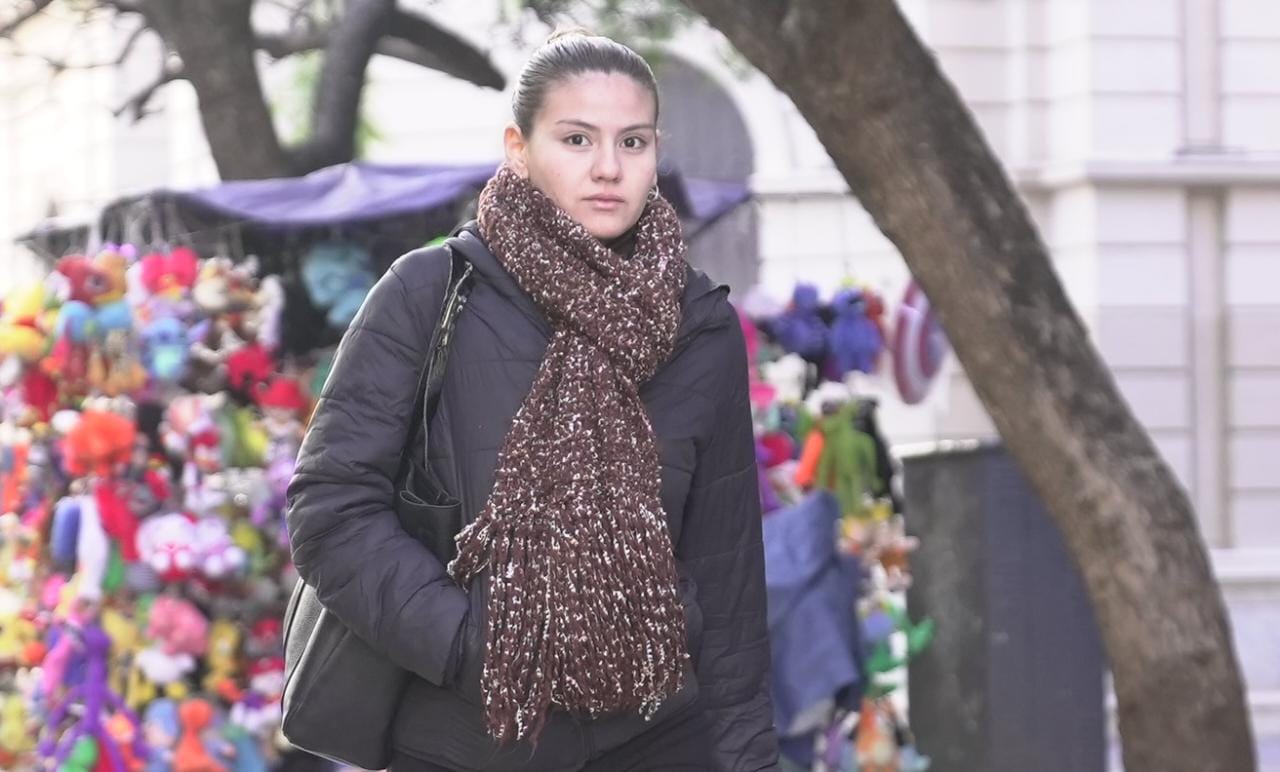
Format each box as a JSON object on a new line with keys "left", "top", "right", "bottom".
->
{"left": 286, "top": 30, "right": 779, "bottom": 772}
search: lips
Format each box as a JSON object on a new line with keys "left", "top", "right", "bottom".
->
{"left": 585, "top": 195, "right": 625, "bottom": 204}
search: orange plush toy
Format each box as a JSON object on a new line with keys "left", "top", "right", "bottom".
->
{"left": 64, "top": 411, "right": 137, "bottom": 480}
{"left": 173, "top": 699, "right": 225, "bottom": 772}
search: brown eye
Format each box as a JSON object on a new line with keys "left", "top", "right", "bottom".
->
{"left": 565, "top": 134, "right": 588, "bottom": 146}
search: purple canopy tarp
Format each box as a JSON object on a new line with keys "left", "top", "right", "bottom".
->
{"left": 168, "top": 161, "right": 749, "bottom": 228}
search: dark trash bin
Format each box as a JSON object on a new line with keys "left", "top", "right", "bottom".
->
{"left": 902, "top": 440, "right": 1105, "bottom": 772}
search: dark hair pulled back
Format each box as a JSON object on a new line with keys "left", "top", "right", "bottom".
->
{"left": 512, "top": 29, "right": 660, "bottom": 134}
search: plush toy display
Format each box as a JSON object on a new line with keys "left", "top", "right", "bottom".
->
{"left": 0, "top": 243, "right": 348, "bottom": 770}
{"left": 747, "top": 290, "right": 930, "bottom": 772}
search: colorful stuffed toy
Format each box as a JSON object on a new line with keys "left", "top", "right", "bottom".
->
{"left": 824, "top": 287, "right": 884, "bottom": 380}
{"left": 36, "top": 621, "right": 149, "bottom": 771}
{"left": 146, "top": 595, "right": 208, "bottom": 659}
{"left": 63, "top": 410, "right": 137, "bottom": 480}
{"left": 0, "top": 282, "right": 52, "bottom": 363}
{"left": 300, "top": 242, "right": 376, "bottom": 328}
{"left": 173, "top": 698, "right": 226, "bottom": 772}
{"left": 141, "top": 316, "right": 190, "bottom": 384}
{"left": 0, "top": 692, "right": 35, "bottom": 758}
{"left": 191, "top": 516, "right": 246, "bottom": 580}
{"left": 202, "top": 620, "right": 242, "bottom": 700}
{"left": 135, "top": 513, "right": 198, "bottom": 583}
{"left": 139, "top": 249, "right": 200, "bottom": 302}
{"left": 142, "top": 699, "right": 180, "bottom": 772}
{"left": 769, "top": 284, "right": 829, "bottom": 365}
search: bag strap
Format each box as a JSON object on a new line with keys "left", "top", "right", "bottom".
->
{"left": 396, "top": 244, "right": 474, "bottom": 481}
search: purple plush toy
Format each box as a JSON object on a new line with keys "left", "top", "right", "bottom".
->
{"left": 38, "top": 620, "right": 149, "bottom": 768}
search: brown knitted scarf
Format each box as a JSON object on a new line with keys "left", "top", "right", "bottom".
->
{"left": 448, "top": 165, "right": 690, "bottom": 743}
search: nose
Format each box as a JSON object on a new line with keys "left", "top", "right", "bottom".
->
{"left": 591, "top": 145, "right": 621, "bottom": 182}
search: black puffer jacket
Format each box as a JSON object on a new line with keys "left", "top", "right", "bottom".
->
{"left": 286, "top": 223, "right": 779, "bottom": 771}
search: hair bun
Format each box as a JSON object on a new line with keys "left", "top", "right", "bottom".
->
{"left": 545, "top": 26, "right": 594, "bottom": 45}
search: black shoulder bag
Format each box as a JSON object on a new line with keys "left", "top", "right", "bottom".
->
{"left": 281, "top": 246, "right": 474, "bottom": 770}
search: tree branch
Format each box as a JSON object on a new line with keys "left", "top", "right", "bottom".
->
{"left": 286, "top": 0, "right": 397, "bottom": 172}
{"left": 113, "top": 59, "right": 184, "bottom": 121}
{"left": 0, "top": 0, "right": 55, "bottom": 38}
{"left": 256, "top": 7, "right": 504, "bottom": 90}
{"left": 32, "top": 20, "right": 151, "bottom": 74}
{"left": 381, "top": 7, "right": 504, "bottom": 89}
{"left": 255, "top": 27, "right": 328, "bottom": 59}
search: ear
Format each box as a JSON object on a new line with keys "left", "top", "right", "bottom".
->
{"left": 503, "top": 124, "right": 530, "bottom": 178}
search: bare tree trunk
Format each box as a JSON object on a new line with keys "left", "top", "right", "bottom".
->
{"left": 143, "top": 0, "right": 292, "bottom": 179}
{"left": 680, "top": 1, "right": 1256, "bottom": 769}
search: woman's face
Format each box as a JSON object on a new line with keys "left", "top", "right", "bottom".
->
{"left": 505, "top": 71, "right": 658, "bottom": 240}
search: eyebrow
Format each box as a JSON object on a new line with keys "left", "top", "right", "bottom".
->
{"left": 554, "top": 119, "right": 656, "bottom": 133}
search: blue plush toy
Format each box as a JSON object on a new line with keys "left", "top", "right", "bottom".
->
{"left": 141, "top": 316, "right": 189, "bottom": 383}
{"left": 771, "top": 284, "right": 829, "bottom": 364}
{"left": 300, "top": 242, "right": 376, "bottom": 328}
{"left": 825, "top": 288, "right": 883, "bottom": 379}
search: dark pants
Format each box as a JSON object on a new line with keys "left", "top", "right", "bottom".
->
{"left": 388, "top": 709, "right": 711, "bottom": 771}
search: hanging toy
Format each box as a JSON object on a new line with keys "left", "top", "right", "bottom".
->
{"left": 99, "top": 606, "right": 143, "bottom": 701}
{"left": 228, "top": 656, "right": 283, "bottom": 738}
{"left": 142, "top": 699, "right": 180, "bottom": 772}
{"left": 192, "top": 516, "right": 247, "bottom": 581}
{"left": 253, "top": 275, "right": 285, "bottom": 355}
{"left": 301, "top": 242, "right": 378, "bottom": 328}
{"left": 769, "top": 284, "right": 829, "bottom": 365}
{"left": 224, "top": 343, "right": 274, "bottom": 401}
{"left": 853, "top": 698, "right": 898, "bottom": 772}
{"left": 184, "top": 316, "right": 247, "bottom": 395}
{"left": 105, "top": 711, "right": 147, "bottom": 772}
{"left": 96, "top": 479, "right": 141, "bottom": 562}
{"left": 793, "top": 425, "right": 826, "bottom": 489}
{"left": 63, "top": 410, "right": 137, "bottom": 479}
{"left": 797, "top": 400, "right": 880, "bottom": 519}
{"left": 133, "top": 595, "right": 205, "bottom": 698}
{"left": 760, "top": 353, "right": 808, "bottom": 406}
{"left": 254, "top": 376, "right": 307, "bottom": 461}
{"left": 139, "top": 248, "right": 200, "bottom": 306}
{"left": 892, "top": 279, "right": 949, "bottom": 405}
{"left": 36, "top": 621, "right": 149, "bottom": 771}
{"left": 191, "top": 258, "right": 230, "bottom": 315}
{"left": 146, "top": 595, "right": 209, "bottom": 659}
{"left": 203, "top": 620, "right": 243, "bottom": 701}
{"left": 141, "top": 315, "right": 191, "bottom": 385}
{"left": 825, "top": 287, "right": 884, "bottom": 380}
{"left": 136, "top": 512, "right": 198, "bottom": 582}
{"left": 58, "top": 735, "right": 99, "bottom": 772}
{"left": 71, "top": 491, "right": 111, "bottom": 602}
{"left": 0, "top": 691, "right": 35, "bottom": 758}
{"left": 219, "top": 724, "right": 268, "bottom": 772}
{"left": 0, "top": 282, "right": 52, "bottom": 364}
{"left": 173, "top": 698, "right": 227, "bottom": 772}
{"left": 53, "top": 255, "right": 112, "bottom": 306}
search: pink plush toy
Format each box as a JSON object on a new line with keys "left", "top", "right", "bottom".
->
{"left": 146, "top": 596, "right": 208, "bottom": 658}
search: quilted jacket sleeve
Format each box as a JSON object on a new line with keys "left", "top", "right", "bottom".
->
{"left": 286, "top": 252, "right": 469, "bottom": 686}
{"left": 677, "top": 317, "right": 781, "bottom": 772}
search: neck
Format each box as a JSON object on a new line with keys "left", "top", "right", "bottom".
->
{"left": 601, "top": 221, "right": 640, "bottom": 258}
